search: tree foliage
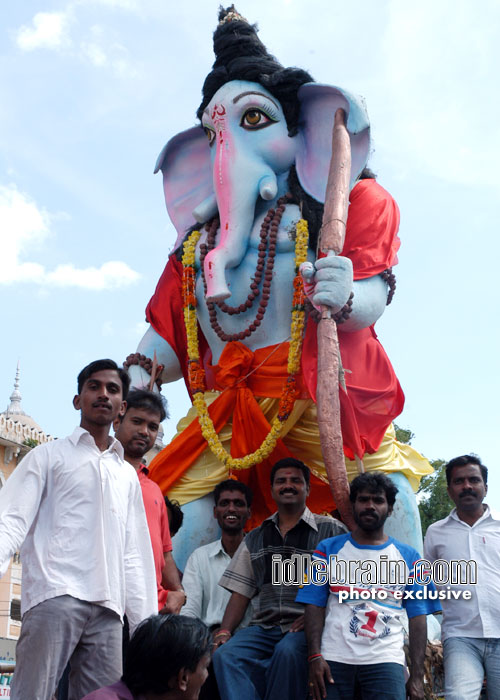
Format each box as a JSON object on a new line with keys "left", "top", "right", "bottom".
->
{"left": 394, "top": 423, "right": 452, "bottom": 536}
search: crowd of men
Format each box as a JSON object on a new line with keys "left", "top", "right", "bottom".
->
{"left": 0, "top": 358, "right": 498, "bottom": 700}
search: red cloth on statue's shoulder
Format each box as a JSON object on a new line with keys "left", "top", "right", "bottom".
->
{"left": 301, "top": 177, "right": 404, "bottom": 459}
{"left": 342, "top": 178, "right": 400, "bottom": 280}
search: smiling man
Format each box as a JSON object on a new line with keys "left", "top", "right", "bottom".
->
{"left": 182, "top": 479, "right": 253, "bottom": 699}
{"left": 299, "top": 472, "right": 440, "bottom": 700}
{"left": 424, "top": 455, "right": 500, "bottom": 700}
{"left": 114, "top": 390, "right": 185, "bottom": 614}
{"left": 212, "top": 458, "right": 346, "bottom": 700}
{"left": 0, "top": 359, "right": 157, "bottom": 700}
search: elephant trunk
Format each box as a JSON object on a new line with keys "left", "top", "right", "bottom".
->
{"left": 203, "top": 133, "right": 278, "bottom": 302}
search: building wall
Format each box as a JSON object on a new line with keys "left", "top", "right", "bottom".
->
{"left": 0, "top": 448, "right": 22, "bottom": 645}
{"left": 0, "top": 421, "right": 51, "bottom": 659}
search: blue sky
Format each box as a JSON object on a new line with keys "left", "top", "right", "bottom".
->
{"left": 1, "top": 0, "right": 499, "bottom": 504}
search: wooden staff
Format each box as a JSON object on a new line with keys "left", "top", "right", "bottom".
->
{"left": 316, "top": 107, "right": 355, "bottom": 530}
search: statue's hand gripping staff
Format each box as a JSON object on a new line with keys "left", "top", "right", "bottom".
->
{"left": 316, "top": 108, "right": 355, "bottom": 530}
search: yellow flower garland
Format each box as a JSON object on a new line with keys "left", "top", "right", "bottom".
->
{"left": 182, "top": 219, "right": 309, "bottom": 470}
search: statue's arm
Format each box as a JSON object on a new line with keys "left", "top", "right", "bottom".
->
{"left": 128, "top": 325, "right": 183, "bottom": 390}
{"left": 342, "top": 275, "right": 388, "bottom": 331}
{"left": 301, "top": 256, "right": 389, "bottom": 332}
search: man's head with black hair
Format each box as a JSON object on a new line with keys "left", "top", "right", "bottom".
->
{"left": 113, "top": 389, "right": 166, "bottom": 466}
{"left": 122, "top": 614, "right": 211, "bottom": 697}
{"left": 349, "top": 472, "right": 398, "bottom": 507}
{"left": 77, "top": 359, "right": 130, "bottom": 397}
{"left": 445, "top": 454, "right": 487, "bottom": 486}
{"left": 350, "top": 472, "right": 398, "bottom": 535}
{"left": 445, "top": 455, "right": 488, "bottom": 518}
{"left": 165, "top": 497, "right": 184, "bottom": 537}
{"left": 123, "top": 389, "right": 168, "bottom": 423}
{"left": 213, "top": 479, "right": 252, "bottom": 535}
{"left": 213, "top": 479, "right": 253, "bottom": 508}
{"left": 270, "top": 457, "right": 310, "bottom": 486}
{"left": 74, "top": 360, "right": 128, "bottom": 439}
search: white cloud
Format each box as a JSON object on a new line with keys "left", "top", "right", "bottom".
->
{"left": 377, "top": 0, "right": 500, "bottom": 188}
{"left": 14, "top": 7, "right": 138, "bottom": 77}
{"left": 16, "top": 11, "right": 72, "bottom": 51}
{"left": 79, "top": 0, "right": 140, "bottom": 10}
{"left": 0, "top": 184, "right": 140, "bottom": 290}
{"left": 80, "top": 41, "right": 108, "bottom": 66}
{"left": 79, "top": 38, "right": 138, "bottom": 76}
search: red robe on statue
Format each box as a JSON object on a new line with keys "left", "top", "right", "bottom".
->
{"left": 145, "top": 178, "right": 404, "bottom": 520}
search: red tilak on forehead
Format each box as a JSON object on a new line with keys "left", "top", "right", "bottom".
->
{"left": 211, "top": 103, "right": 226, "bottom": 120}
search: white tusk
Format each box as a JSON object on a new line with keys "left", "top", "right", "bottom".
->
{"left": 259, "top": 175, "right": 278, "bottom": 201}
{"left": 192, "top": 194, "right": 218, "bottom": 223}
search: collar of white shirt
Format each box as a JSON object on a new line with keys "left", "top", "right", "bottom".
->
{"left": 449, "top": 504, "right": 500, "bottom": 525}
{"left": 68, "top": 426, "right": 124, "bottom": 458}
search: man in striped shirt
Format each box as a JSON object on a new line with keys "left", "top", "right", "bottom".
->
{"left": 212, "top": 458, "right": 347, "bottom": 700}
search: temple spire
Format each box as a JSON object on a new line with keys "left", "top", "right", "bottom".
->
{"left": 7, "top": 360, "right": 24, "bottom": 415}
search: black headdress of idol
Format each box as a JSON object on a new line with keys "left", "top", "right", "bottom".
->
{"left": 197, "top": 5, "right": 313, "bottom": 138}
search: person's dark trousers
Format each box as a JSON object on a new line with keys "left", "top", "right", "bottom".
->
{"left": 213, "top": 625, "right": 308, "bottom": 700}
{"left": 325, "top": 661, "right": 406, "bottom": 700}
{"left": 57, "top": 664, "right": 69, "bottom": 700}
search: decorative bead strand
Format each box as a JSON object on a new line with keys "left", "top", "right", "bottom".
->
{"left": 180, "top": 217, "right": 309, "bottom": 470}
{"left": 199, "top": 195, "right": 291, "bottom": 342}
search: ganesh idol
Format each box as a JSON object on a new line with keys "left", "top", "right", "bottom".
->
{"left": 125, "top": 6, "right": 432, "bottom": 569}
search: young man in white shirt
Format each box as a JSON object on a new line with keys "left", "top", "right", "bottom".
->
{"left": 0, "top": 359, "right": 157, "bottom": 700}
{"left": 182, "top": 479, "right": 253, "bottom": 699}
{"left": 183, "top": 479, "right": 253, "bottom": 627}
{"left": 424, "top": 455, "right": 500, "bottom": 700}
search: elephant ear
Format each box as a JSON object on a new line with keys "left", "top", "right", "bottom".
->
{"left": 154, "top": 126, "right": 214, "bottom": 249}
{"left": 296, "top": 83, "right": 371, "bottom": 203}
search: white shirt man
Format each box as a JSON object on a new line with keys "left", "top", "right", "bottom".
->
{"left": 0, "top": 360, "right": 156, "bottom": 700}
{"left": 183, "top": 480, "right": 253, "bottom": 629}
{"left": 424, "top": 455, "right": 500, "bottom": 700}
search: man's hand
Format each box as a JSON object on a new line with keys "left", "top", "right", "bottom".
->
{"left": 407, "top": 615, "right": 427, "bottom": 700}
{"left": 288, "top": 614, "right": 305, "bottom": 633}
{"left": 406, "top": 674, "right": 425, "bottom": 700}
{"left": 211, "top": 628, "right": 232, "bottom": 650}
{"left": 308, "top": 656, "right": 334, "bottom": 700}
{"left": 159, "top": 589, "right": 186, "bottom": 615}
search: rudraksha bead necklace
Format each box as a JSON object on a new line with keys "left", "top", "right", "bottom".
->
{"left": 199, "top": 194, "right": 292, "bottom": 342}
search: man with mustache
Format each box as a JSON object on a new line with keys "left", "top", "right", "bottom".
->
{"left": 211, "top": 458, "right": 347, "bottom": 700}
{"left": 299, "top": 472, "right": 440, "bottom": 700}
{"left": 114, "top": 390, "right": 185, "bottom": 614}
{"left": 0, "top": 359, "right": 157, "bottom": 700}
{"left": 424, "top": 455, "right": 500, "bottom": 700}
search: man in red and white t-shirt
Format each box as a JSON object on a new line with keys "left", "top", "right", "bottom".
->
{"left": 299, "top": 472, "right": 441, "bottom": 700}
{"left": 114, "top": 390, "right": 185, "bottom": 613}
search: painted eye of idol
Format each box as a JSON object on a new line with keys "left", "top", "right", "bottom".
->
{"left": 204, "top": 126, "right": 216, "bottom": 146}
{"left": 240, "top": 107, "right": 278, "bottom": 130}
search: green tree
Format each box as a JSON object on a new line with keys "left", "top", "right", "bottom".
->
{"left": 417, "top": 460, "right": 452, "bottom": 535}
{"left": 394, "top": 424, "right": 452, "bottom": 536}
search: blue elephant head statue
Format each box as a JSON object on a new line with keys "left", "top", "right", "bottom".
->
{"left": 155, "top": 6, "right": 371, "bottom": 301}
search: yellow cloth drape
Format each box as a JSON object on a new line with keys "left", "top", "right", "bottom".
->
{"left": 166, "top": 393, "right": 433, "bottom": 505}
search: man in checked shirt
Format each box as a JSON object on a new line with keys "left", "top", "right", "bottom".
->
{"left": 212, "top": 457, "right": 346, "bottom": 700}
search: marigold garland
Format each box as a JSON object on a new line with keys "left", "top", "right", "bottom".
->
{"left": 181, "top": 218, "right": 309, "bottom": 469}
